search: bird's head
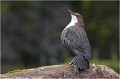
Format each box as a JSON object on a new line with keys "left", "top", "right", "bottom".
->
{"left": 68, "top": 9, "right": 84, "bottom": 27}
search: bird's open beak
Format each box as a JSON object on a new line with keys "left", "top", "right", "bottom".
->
{"left": 68, "top": 9, "right": 74, "bottom": 14}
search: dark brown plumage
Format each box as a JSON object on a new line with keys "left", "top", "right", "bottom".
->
{"left": 61, "top": 10, "right": 91, "bottom": 71}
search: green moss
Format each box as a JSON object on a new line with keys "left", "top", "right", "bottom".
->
{"left": 6, "top": 68, "right": 31, "bottom": 74}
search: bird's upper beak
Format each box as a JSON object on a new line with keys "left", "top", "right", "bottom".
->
{"left": 68, "top": 9, "right": 74, "bottom": 15}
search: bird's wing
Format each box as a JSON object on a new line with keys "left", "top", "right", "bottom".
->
{"left": 65, "top": 26, "right": 91, "bottom": 59}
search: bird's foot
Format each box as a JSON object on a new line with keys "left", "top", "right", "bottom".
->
{"left": 69, "top": 61, "right": 73, "bottom": 65}
{"left": 69, "top": 63, "right": 72, "bottom": 65}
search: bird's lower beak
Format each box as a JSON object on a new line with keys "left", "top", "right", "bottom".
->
{"left": 68, "top": 9, "right": 74, "bottom": 14}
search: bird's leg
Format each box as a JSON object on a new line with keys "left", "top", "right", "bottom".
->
{"left": 69, "top": 50, "right": 83, "bottom": 65}
{"left": 69, "top": 57, "right": 75, "bottom": 65}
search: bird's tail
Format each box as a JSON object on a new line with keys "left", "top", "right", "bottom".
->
{"left": 70, "top": 55, "right": 90, "bottom": 71}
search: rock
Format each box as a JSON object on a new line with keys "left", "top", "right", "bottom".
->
{"left": 1, "top": 63, "right": 119, "bottom": 79}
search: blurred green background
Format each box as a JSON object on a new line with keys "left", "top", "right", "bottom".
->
{"left": 1, "top": 1, "right": 119, "bottom": 74}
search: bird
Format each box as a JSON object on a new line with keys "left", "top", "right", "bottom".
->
{"left": 61, "top": 9, "right": 91, "bottom": 71}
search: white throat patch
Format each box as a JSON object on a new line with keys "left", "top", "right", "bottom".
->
{"left": 64, "top": 14, "right": 78, "bottom": 30}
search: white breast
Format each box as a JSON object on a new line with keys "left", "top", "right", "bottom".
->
{"left": 64, "top": 14, "right": 78, "bottom": 30}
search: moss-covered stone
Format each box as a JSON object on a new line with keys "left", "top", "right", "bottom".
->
{"left": 6, "top": 69, "right": 31, "bottom": 74}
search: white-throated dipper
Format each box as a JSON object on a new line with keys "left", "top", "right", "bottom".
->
{"left": 61, "top": 9, "right": 91, "bottom": 71}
